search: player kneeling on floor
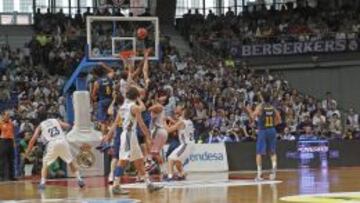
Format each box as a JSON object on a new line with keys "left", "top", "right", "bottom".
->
{"left": 165, "top": 105, "right": 195, "bottom": 181}
{"left": 25, "top": 118, "right": 84, "bottom": 190}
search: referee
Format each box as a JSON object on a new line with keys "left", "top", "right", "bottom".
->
{"left": 0, "top": 112, "right": 16, "bottom": 181}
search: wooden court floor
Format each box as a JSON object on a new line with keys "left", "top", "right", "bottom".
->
{"left": 0, "top": 167, "right": 359, "bottom": 203}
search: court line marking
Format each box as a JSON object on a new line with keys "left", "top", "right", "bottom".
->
{"left": 122, "top": 179, "right": 282, "bottom": 189}
{"left": 1, "top": 198, "right": 141, "bottom": 203}
{"left": 280, "top": 192, "right": 360, "bottom": 203}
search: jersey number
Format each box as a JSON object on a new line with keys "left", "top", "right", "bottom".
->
{"left": 48, "top": 127, "right": 60, "bottom": 137}
{"left": 265, "top": 116, "right": 274, "bottom": 128}
{"left": 105, "top": 86, "right": 112, "bottom": 95}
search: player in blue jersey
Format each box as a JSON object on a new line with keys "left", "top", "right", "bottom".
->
{"left": 246, "top": 92, "right": 281, "bottom": 181}
{"left": 91, "top": 62, "right": 115, "bottom": 135}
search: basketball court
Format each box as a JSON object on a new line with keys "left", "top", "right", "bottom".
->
{"left": 0, "top": 167, "right": 359, "bottom": 203}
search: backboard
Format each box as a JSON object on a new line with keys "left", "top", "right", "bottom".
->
{"left": 86, "top": 16, "right": 159, "bottom": 61}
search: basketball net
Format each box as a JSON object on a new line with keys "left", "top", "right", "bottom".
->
{"left": 119, "top": 50, "right": 136, "bottom": 69}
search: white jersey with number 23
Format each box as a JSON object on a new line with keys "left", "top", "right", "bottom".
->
{"left": 40, "top": 119, "right": 66, "bottom": 143}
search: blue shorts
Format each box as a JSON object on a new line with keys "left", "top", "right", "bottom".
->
{"left": 96, "top": 98, "right": 112, "bottom": 122}
{"left": 137, "top": 111, "right": 151, "bottom": 144}
{"left": 113, "top": 127, "right": 122, "bottom": 158}
{"left": 256, "top": 128, "right": 277, "bottom": 155}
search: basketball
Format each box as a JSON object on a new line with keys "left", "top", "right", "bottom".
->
{"left": 137, "top": 27, "right": 148, "bottom": 40}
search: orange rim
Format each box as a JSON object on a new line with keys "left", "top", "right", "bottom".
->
{"left": 119, "top": 50, "right": 135, "bottom": 60}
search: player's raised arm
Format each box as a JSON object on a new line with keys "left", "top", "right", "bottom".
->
{"left": 106, "top": 112, "right": 122, "bottom": 141}
{"left": 143, "top": 49, "right": 151, "bottom": 89}
{"left": 91, "top": 81, "right": 99, "bottom": 102}
{"left": 24, "top": 126, "right": 41, "bottom": 158}
{"left": 99, "top": 62, "right": 115, "bottom": 79}
{"left": 274, "top": 109, "right": 282, "bottom": 126}
{"left": 246, "top": 104, "right": 262, "bottom": 121}
{"left": 132, "top": 61, "right": 143, "bottom": 80}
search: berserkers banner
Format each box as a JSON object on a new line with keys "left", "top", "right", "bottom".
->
{"left": 231, "top": 39, "right": 360, "bottom": 57}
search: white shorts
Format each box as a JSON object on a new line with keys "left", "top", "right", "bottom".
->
{"left": 168, "top": 143, "right": 194, "bottom": 163}
{"left": 150, "top": 127, "right": 168, "bottom": 154}
{"left": 43, "top": 139, "right": 74, "bottom": 166}
{"left": 119, "top": 130, "right": 143, "bottom": 162}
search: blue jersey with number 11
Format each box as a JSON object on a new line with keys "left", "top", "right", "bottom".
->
{"left": 258, "top": 105, "right": 276, "bottom": 130}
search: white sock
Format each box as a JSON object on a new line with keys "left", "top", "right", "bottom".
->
{"left": 272, "top": 162, "right": 277, "bottom": 173}
{"left": 108, "top": 159, "right": 116, "bottom": 181}
{"left": 159, "top": 163, "right": 166, "bottom": 174}
{"left": 257, "top": 166, "right": 262, "bottom": 177}
{"left": 108, "top": 172, "right": 114, "bottom": 181}
{"left": 75, "top": 171, "right": 82, "bottom": 181}
{"left": 144, "top": 174, "right": 151, "bottom": 185}
{"left": 114, "top": 176, "right": 121, "bottom": 186}
{"left": 40, "top": 177, "right": 46, "bottom": 185}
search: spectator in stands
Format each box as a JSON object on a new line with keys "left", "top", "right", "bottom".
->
{"left": 345, "top": 108, "right": 359, "bottom": 139}
{"left": 48, "top": 159, "right": 66, "bottom": 179}
{"left": 326, "top": 102, "right": 341, "bottom": 119}
{"left": 74, "top": 9, "right": 83, "bottom": 27}
{"left": 225, "top": 7, "right": 235, "bottom": 18}
{"left": 26, "top": 143, "right": 44, "bottom": 175}
{"left": 0, "top": 83, "right": 10, "bottom": 102}
{"left": 322, "top": 92, "right": 337, "bottom": 111}
{"left": 193, "top": 102, "right": 207, "bottom": 141}
{"left": 113, "top": 8, "right": 125, "bottom": 16}
{"left": 297, "top": 114, "right": 313, "bottom": 134}
{"left": 18, "top": 132, "right": 31, "bottom": 177}
{"left": 281, "top": 127, "right": 296, "bottom": 141}
{"left": 313, "top": 109, "right": 327, "bottom": 135}
{"left": 217, "top": 131, "right": 233, "bottom": 143}
{"left": 206, "top": 10, "right": 216, "bottom": 22}
{"left": 328, "top": 113, "right": 343, "bottom": 139}
{"left": 299, "top": 126, "right": 318, "bottom": 140}
{"left": 34, "top": 8, "right": 42, "bottom": 26}
{"left": 139, "top": 8, "right": 151, "bottom": 16}
{"left": 19, "top": 118, "right": 34, "bottom": 134}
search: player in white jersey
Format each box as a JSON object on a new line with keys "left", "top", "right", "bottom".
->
{"left": 106, "top": 86, "right": 163, "bottom": 195}
{"left": 147, "top": 92, "right": 169, "bottom": 176}
{"left": 25, "top": 118, "right": 84, "bottom": 190}
{"left": 165, "top": 105, "right": 195, "bottom": 181}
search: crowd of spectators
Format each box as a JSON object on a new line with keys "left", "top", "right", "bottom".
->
{"left": 154, "top": 53, "right": 359, "bottom": 143}
{"left": 0, "top": 43, "right": 67, "bottom": 178}
{"left": 1, "top": 5, "right": 360, "bottom": 178}
{"left": 180, "top": 2, "right": 360, "bottom": 56}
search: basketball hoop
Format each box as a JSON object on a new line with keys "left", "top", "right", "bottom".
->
{"left": 119, "top": 50, "right": 135, "bottom": 61}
